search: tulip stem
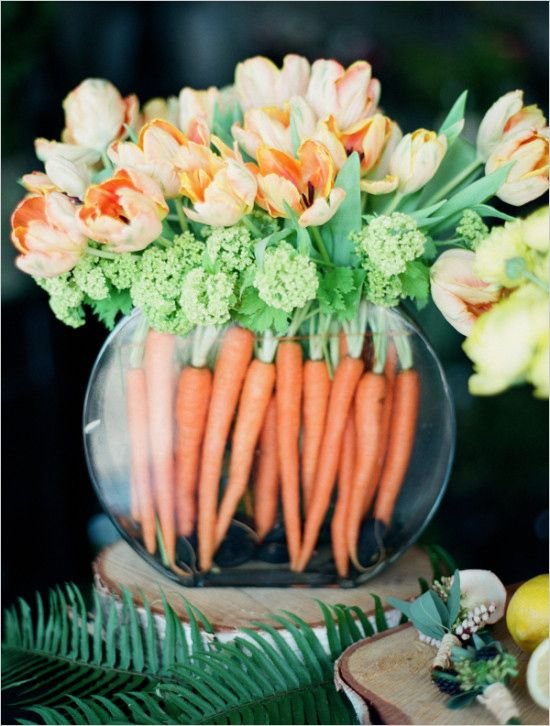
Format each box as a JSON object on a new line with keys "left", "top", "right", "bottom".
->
{"left": 426, "top": 158, "right": 483, "bottom": 205}
{"left": 383, "top": 191, "right": 404, "bottom": 215}
{"left": 242, "top": 215, "right": 262, "bottom": 238}
{"left": 524, "top": 271, "right": 549, "bottom": 292}
{"left": 173, "top": 198, "right": 189, "bottom": 232}
{"left": 86, "top": 245, "right": 117, "bottom": 260}
{"left": 157, "top": 235, "right": 173, "bottom": 247}
{"left": 310, "top": 226, "right": 332, "bottom": 265}
{"left": 101, "top": 151, "right": 113, "bottom": 172}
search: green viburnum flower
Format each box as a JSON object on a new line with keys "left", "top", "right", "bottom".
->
{"left": 205, "top": 226, "right": 253, "bottom": 272}
{"left": 353, "top": 212, "right": 427, "bottom": 276}
{"left": 72, "top": 255, "right": 110, "bottom": 300}
{"left": 253, "top": 241, "right": 318, "bottom": 312}
{"left": 130, "top": 232, "right": 203, "bottom": 334}
{"left": 456, "top": 209, "right": 489, "bottom": 250}
{"left": 363, "top": 263, "right": 403, "bottom": 307}
{"left": 100, "top": 252, "right": 142, "bottom": 290}
{"left": 34, "top": 273, "right": 85, "bottom": 328}
{"left": 181, "top": 268, "right": 236, "bottom": 326}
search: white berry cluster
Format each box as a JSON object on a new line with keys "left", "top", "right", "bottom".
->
{"left": 453, "top": 602, "right": 497, "bottom": 640}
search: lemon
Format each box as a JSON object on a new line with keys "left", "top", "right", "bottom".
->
{"left": 506, "top": 574, "right": 549, "bottom": 653}
{"left": 527, "top": 638, "right": 549, "bottom": 710}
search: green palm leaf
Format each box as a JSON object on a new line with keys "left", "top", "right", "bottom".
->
{"left": 3, "top": 546, "right": 452, "bottom": 724}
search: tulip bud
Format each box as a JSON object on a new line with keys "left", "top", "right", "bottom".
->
{"left": 477, "top": 90, "right": 547, "bottom": 161}
{"left": 486, "top": 128, "right": 549, "bottom": 206}
{"left": 390, "top": 129, "right": 447, "bottom": 195}
{"left": 63, "top": 78, "right": 138, "bottom": 151}
{"left": 431, "top": 249, "right": 500, "bottom": 335}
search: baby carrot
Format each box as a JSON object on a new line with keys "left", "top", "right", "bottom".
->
{"left": 126, "top": 367, "right": 156, "bottom": 555}
{"left": 330, "top": 406, "right": 356, "bottom": 577}
{"left": 374, "top": 368, "right": 420, "bottom": 526}
{"left": 197, "top": 326, "right": 254, "bottom": 571}
{"left": 253, "top": 396, "right": 279, "bottom": 541}
{"left": 296, "top": 355, "right": 364, "bottom": 571}
{"left": 175, "top": 366, "right": 212, "bottom": 537}
{"left": 276, "top": 340, "right": 304, "bottom": 570}
{"left": 215, "top": 358, "right": 276, "bottom": 547}
{"left": 346, "top": 372, "right": 386, "bottom": 569}
{"left": 144, "top": 330, "right": 176, "bottom": 563}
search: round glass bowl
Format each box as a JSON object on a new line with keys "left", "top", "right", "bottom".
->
{"left": 83, "top": 307, "right": 455, "bottom": 587}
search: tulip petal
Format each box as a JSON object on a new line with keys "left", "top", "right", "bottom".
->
{"left": 298, "top": 187, "right": 346, "bottom": 227}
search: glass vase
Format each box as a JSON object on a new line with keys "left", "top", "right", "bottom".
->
{"left": 83, "top": 306, "right": 455, "bottom": 587}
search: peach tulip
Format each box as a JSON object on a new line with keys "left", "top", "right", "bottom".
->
{"left": 431, "top": 249, "right": 501, "bottom": 336}
{"left": 178, "top": 143, "right": 257, "bottom": 226}
{"left": 11, "top": 192, "right": 87, "bottom": 277}
{"left": 306, "top": 60, "right": 380, "bottom": 132}
{"left": 236, "top": 54, "right": 310, "bottom": 110}
{"left": 342, "top": 114, "right": 397, "bottom": 175}
{"left": 78, "top": 168, "right": 168, "bottom": 252}
{"left": 477, "top": 90, "right": 547, "bottom": 162}
{"left": 178, "top": 87, "right": 218, "bottom": 143}
{"left": 142, "top": 96, "right": 179, "bottom": 126}
{"left": 486, "top": 127, "right": 549, "bottom": 206}
{"left": 253, "top": 140, "right": 345, "bottom": 227}
{"left": 34, "top": 139, "right": 101, "bottom": 167}
{"left": 390, "top": 129, "right": 447, "bottom": 195}
{"left": 63, "top": 78, "right": 139, "bottom": 151}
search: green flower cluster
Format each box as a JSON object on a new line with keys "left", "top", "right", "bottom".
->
{"left": 454, "top": 653, "right": 518, "bottom": 692}
{"left": 34, "top": 273, "right": 85, "bottom": 329}
{"left": 352, "top": 213, "right": 427, "bottom": 306}
{"left": 205, "top": 226, "right": 253, "bottom": 273}
{"left": 130, "top": 232, "right": 204, "bottom": 335}
{"left": 254, "top": 241, "right": 319, "bottom": 312}
{"left": 180, "top": 268, "right": 236, "bottom": 326}
{"left": 456, "top": 210, "right": 489, "bottom": 250}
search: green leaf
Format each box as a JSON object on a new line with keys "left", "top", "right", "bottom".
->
{"left": 432, "top": 163, "right": 513, "bottom": 232}
{"left": 386, "top": 596, "right": 413, "bottom": 621}
{"left": 447, "top": 691, "right": 479, "bottom": 709}
{"left": 408, "top": 591, "right": 447, "bottom": 640}
{"left": 470, "top": 204, "right": 515, "bottom": 222}
{"left": 438, "top": 90, "right": 468, "bottom": 145}
{"left": 235, "top": 287, "right": 290, "bottom": 334}
{"left": 447, "top": 570, "right": 462, "bottom": 627}
{"left": 371, "top": 594, "right": 388, "bottom": 632}
{"left": 87, "top": 288, "right": 133, "bottom": 330}
{"left": 317, "top": 268, "right": 365, "bottom": 320}
{"left": 324, "top": 152, "right": 362, "bottom": 266}
{"left": 400, "top": 259, "right": 430, "bottom": 308}
{"left": 430, "top": 591, "right": 451, "bottom": 628}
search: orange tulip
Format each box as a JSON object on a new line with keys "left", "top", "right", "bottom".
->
{"left": 253, "top": 140, "right": 345, "bottom": 227}
{"left": 11, "top": 193, "right": 87, "bottom": 277}
{"left": 78, "top": 168, "right": 168, "bottom": 252}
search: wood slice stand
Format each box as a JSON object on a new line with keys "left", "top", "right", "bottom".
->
{"left": 336, "top": 620, "right": 547, "bottom": 725}
{"left": 93, "top": 539, "right": 432, "bottom": 634}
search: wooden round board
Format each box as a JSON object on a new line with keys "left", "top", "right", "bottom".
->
{"left": 93, "top": 539, "right": 432, "bottom": 632}
{"left": 336, "top": 620, "right": 548, "bottom": 725}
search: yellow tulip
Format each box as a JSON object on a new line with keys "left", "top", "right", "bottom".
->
{"left": 389, "top": 129, "right": 447, "bottom": 195}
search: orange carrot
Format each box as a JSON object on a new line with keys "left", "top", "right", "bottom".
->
{"left": 175, "top": 366, "right": 212, "bottom": 537}
{"left": 296, "top": 355, "right": 364, "bottom": 571}
{"left": 301, "top": 359, "right": 331, "bottom": 511}
{"left": 361, "top": 343, "right": 398, "bottom": 517}
{"left": 197, "top": 326, "right": 254, "bottom": 571}
{"left": 215, "top": 358, "right": 276, "bottom": 546}
{"left": 346, "top": 372, "right": 387, "bottom": 569}
{"left": 331, "top": 406, "right": 356, "bottom": 577}
{"left": 276, "top": 341, "right": 304, "bottom": 570}
{"left": 144, "top": 330, "right": 176, "bottom": 563}
{"left": 253, "top": 396, "right": 279, "bottom": 540}
{"left": 374, "top": 368, "right": 420, "bottom": 526}
{"left": 126, "top": 367, "right": 156, "bottom": 555}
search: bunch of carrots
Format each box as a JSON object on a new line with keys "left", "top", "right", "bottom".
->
{"left": 126, "top": 305, "right": 420, "bottom": 578}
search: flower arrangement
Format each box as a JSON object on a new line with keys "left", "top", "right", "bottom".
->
{"left": 10, "top": 55, "right": 549, "bottom": 578}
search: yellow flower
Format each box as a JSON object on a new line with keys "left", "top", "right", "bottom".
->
{"left": 521, "top": 206, "right": 549, "bottom": 253}
{"left": 474, "top": 220, "right": 529, "bottom": 287}
{"left": 464, "top": 284, "right": 548, "bottom": 396}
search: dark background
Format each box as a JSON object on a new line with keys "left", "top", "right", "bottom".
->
{"left": 2, "top": 1, "right": 548, "bottom": 606}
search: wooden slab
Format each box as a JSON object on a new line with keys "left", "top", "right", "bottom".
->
{"left": 93, "top": 539, "right": 432, "bottom": 631}
{"left": 336, "top": 620, "right": 547, "bottom": 725}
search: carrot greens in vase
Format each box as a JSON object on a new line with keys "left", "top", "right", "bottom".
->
{"left": 10, "top": 55, "right": 548, "bottom": 585}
